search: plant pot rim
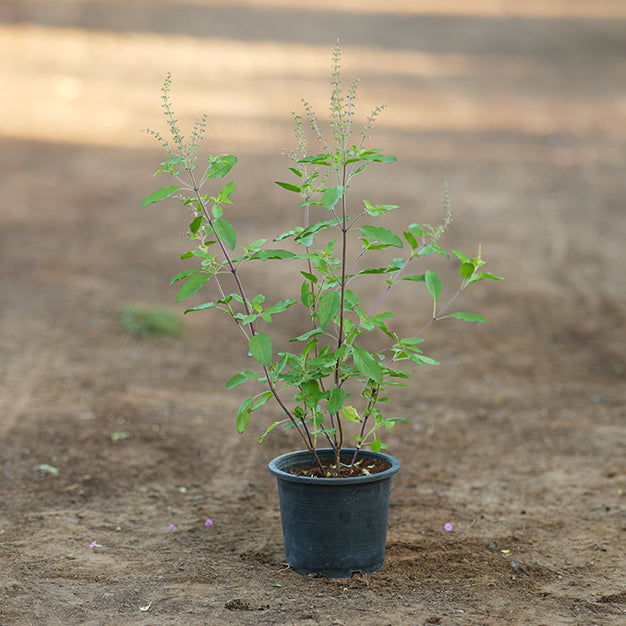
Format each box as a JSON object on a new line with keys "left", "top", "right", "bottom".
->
{"left": 268, "top": 448, "right": 401, "bottom": 485}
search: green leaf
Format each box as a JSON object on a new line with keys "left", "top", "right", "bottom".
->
{"left": 236, "top": 397, "right": 253, "bottom": 433}
{"left": 363, "top": 200, "right": 399, "bottom": 217}
{"left": 399, "top": 337, "right": 425, "bottom": 347}
{"left": 370, "top": 435, "right": 382, "bottom": 453}
{"left": 301, "top": 281, "right": 313, "bottom": 307}
{"left": 250, "top": 249, "right": 297, "bottom": 260}
{"left": 449, "top": 312, "right": 486, "bottom": 322}
{"left": 387, "top": 369, "right": 410, "bottom": 380}
{"left": 266, "top": 298, "right": 297, "bottom": 315}
{"left": 141, "top": 185, "right": 180, "bottom": 207}
{"left": 275, "top": 181, "right": 302, "bottom": 193}
{"left": 322, "top": 185, "right": 344, "bottom": 211}
{"left": 235, "top": 313, "right": 258, "bottom": 326}
{"left": 293, "top": 327, "right": 324, "bottom": 342}
{"left": 184, "top": 302, "right": 216, "bottom": 313}
{"left": 295, "top": 219, "right": 338, "bottom": 246}
{"left": 189, "top": 216, "right": 203, "bottom": 234}
{"left": 246, "top": 239, "right": 266, "bottom": 252}
{"left": 301, "top": 380, "right": 323, "bottom": 406}
{"left": 205, "top": 155, "right": 237, "bottom": 179}
{"left": 218, "top": 181, "right": 236, "bottom": 202}
{"left": 459, "top": 262, "right": 475, "bottom": 279}
{"left": 295, "top": 233, "right": 314, "bottom": 248}
{"left": 154, "top": 155, "right": 185, "bottom": 175}
{"left": 452, "top": 249, "right": 469, "bottom": 263}
{"left": 302, "top": 338, "right": 318, "bottom": 358}
{"left": 191, "top": 248, "right": 216, "bottom": 259}
{"left": 358, "top": 259, "right": 403, "bottom": 277}
{"left": 384, "top": 417, "right": 409, "bottom": 426}
{"left": 467, "top": 271, "right": 505, "bottom": 284}
{"left": 417, "top": 245, "right": 436, "bottom": 257}
{"left": 404, "top": 230, "right": 418, "bottom": 250}
{"left": 271, "top": 352, "right": 289, "bottom": 381}
{"left": 425, "top": 270, "right": 442, "bottom": 302}
{"left": 258, "top": 420, "right": 282, "bottom": 443}
{"left": 213, "top": 218, "right": 237, "bottom": 251}
{"left": 352, "top": 347, "right": 383, "bottom": 384}
{"left": 170, "top": 269, "right": 199, "bottom": 285}
{"left": 362, "top": 151, "right": 397, "bottom": 163}
{"left": 318, "top": 291, "right": 341, "bottom": 330}
{"left": 176, "top": 273, "right": 210, "bottom": 303}
{"left": 366, "top": 312, "right": 394, "bottom": 328}
{"left": 218, "top": 293, "right": 243, "bottom": 306}
{"left": 408, "top": 223, "right": 424, "bottom": 238}
{"left": 357, "top": 267, "right": 393, "bottom": 276}
{"left": 417, "top": 244, "right": 449, "bottom": 259}
{"left": 274, "top": 227, "right": 302, "bottom": 241}
{"left": 253, "top": 390, "right": 273, "bottom": 410}
{"left": 226, "top": 370, "right": 259, "bottom": 389}
{"left": 409, "top": 354, "right": 439, "bottom": 366}
{"left": 342, "top": 406, "right": 362, "bottom": 423}
{"left": 430, "top": 244, "right": 450, "bottom": 258}
{"left": 402, "top": 274, "right": 426, "bottom": 282}
{"left": 298, "top": 153, "right": 332, "bottom": 165}
{"left": 347, "top": 163, "right": 368, "bottom": 180}
{"left": 261, "top": 298, "right": 297, "bottom": 321}
{"left": 249, "top": 333, "right": 273, "bottom": 366}
{"left": 251, "top": 294, "right": 265, "bottom": 312}
{"left": 327, "top": 388, "right": 345, "bottom": 414}
{"left": 360, "top": 225, "right": 403, "bottom": 248}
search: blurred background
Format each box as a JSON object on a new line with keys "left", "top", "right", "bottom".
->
{"left": 1, "top": 4, "right": 625, "bottom": 621}
{"left": 1, "top": 0, "right": 624, "bottom": 428}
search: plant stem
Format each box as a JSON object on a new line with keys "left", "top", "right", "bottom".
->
{"left": 333, "top": 164, "right": 350, "bottom": 459}
{"left": 388, "top": 283, "right": 465, "bottom": 368}
{"left": 188, "top": 166, "right": 326, "bottom": 473}
{"left": 349, "top": 385, "right": 378, "bottom": 467}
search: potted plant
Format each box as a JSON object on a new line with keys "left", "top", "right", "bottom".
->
{"left": 142, "top": 45, "right": 502, "bottom": 578}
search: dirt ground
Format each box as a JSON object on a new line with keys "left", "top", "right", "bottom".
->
{"left": 1, "top": 2, "right": 625, "bottom": 624}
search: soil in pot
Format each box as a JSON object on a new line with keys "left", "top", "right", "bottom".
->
{"left": 290, "top": 456, "right": 392, "bottom": 478}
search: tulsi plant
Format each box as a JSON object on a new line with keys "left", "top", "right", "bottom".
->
{"left": 142, "top": 45, "right": 502, "bottom": 477}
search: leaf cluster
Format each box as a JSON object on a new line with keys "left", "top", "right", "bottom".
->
{"left": 142, "top": 45, "right": 502, "bottom": 475}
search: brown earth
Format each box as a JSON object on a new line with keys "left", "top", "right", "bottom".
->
{"left": 1, "top": 2, "right": 625, "bottom": 624}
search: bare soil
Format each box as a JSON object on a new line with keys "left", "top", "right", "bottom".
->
{"left": 1, "top": 2, "right": 625, "bottom": 624}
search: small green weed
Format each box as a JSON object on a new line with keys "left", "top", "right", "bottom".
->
{"left": 116, "top": 304, "right": 184, "bottom": 338}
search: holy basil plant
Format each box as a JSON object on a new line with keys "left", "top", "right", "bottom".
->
{"left": 143, "top": 45, "right": 502, "bottom": 477}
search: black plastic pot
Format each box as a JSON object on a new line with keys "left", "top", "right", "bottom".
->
{"left": 268, "top": 448, "right": 401, "bottom": 578}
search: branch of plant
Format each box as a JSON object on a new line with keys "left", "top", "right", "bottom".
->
{"left": 145, "top": 56, "right": 501, "bottom": 475}
{"left": 189, "top": 171, "right": 254, "bottom": 324}
{"left": 395, "top": 278, "right": 472, "bottom": 364}
{"left": 336, "top": 185, "right": 349, "bottom": 355}
{"left": 186, "top": 165, "right": 329, "bottom": 471}
{"left": 349, "top": 387, "right": 379, "bottom": 467}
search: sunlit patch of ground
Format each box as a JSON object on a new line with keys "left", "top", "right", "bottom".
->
{"left": 2, "top": 21, "right": 625, "bottom": 154}
{"left": 12, "top": 0, "right": 626, "bottom": 18}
